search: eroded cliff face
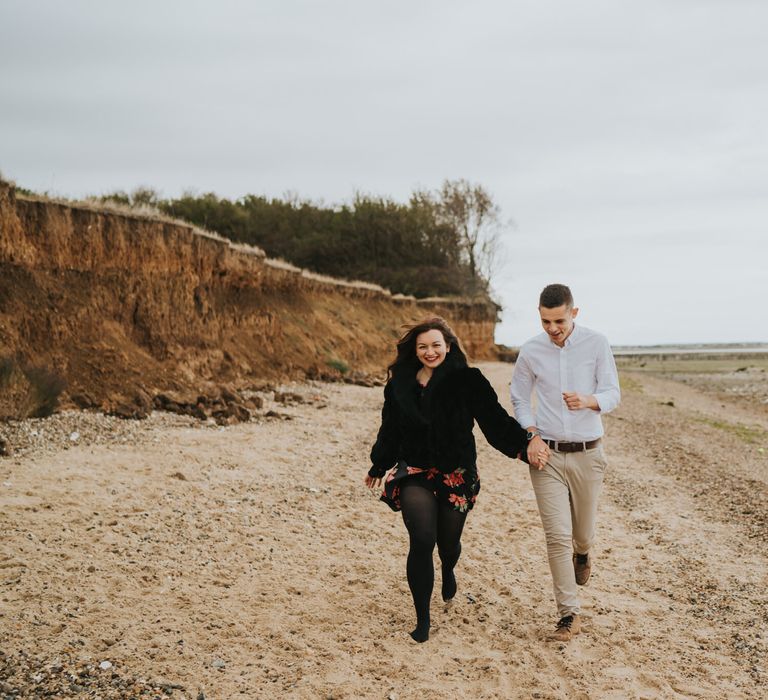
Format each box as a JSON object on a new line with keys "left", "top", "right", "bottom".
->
{"left": 0, "top": 181, "right": 499, "bottom": 412}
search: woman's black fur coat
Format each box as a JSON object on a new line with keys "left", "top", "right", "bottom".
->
{"left": 368, "top": 351, "right": 528, "bottom": 478}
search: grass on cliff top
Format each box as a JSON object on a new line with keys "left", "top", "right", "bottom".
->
{"left": 5, "top": 179, "right": 495, "bottom": 304}
{"left": 6, "top": 181, "right": 397, "bottom": 295}
{"left": 264, "top": 258, "right": 391, "bottom": 293}
{"left": 15, "top": 190, "right": 263, "bottom": 249}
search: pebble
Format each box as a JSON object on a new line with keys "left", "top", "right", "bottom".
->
{"left": 0, "top": 649, "right": 182, "bottom": 697}
{"left": 0, "top": 382, "right": 331, "bottom": 460}
{"left": 0, "top": 409, "right": 207, "bottom": 459}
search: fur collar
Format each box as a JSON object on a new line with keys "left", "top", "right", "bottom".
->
{"left": 389, "top": 351, "right": 468, "bottom": 424}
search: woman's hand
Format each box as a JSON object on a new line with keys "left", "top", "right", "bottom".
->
{"left": 365, "top": 474, "right": 383, "bottom": 490}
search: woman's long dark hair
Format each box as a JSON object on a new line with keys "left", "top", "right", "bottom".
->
{"left": 387, "top": 317, "right": 468, "bottom": 380}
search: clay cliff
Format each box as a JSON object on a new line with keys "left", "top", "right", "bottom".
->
{"left": 0, "top": 180, "right": 500, "bottom": 416}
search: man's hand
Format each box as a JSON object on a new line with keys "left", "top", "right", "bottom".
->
{"left": 562, "top": 392, "right": 599, "bottom": 411}
{"left": 364, "top": 474, "right": 383, "bottom": 490}
{"left": 527, "top": 435, "right": 550, "bottom": 470}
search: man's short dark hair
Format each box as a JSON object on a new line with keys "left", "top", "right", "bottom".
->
{"left": 539, "top": 284, "right": 573, "bottom": 309}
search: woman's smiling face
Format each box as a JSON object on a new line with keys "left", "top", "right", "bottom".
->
{"left": 415, "top": 329, "right": 450, "bottom": 370}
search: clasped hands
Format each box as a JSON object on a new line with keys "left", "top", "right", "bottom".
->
{"left": 527, "top": 435, "right": 550, "bottom": 470}
{"left": 525, "top": 392, "right": 595, "bottom": 468}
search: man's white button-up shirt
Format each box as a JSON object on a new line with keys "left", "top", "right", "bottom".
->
{"left": 510, "top": 324, "right": 621, "bottom": 442}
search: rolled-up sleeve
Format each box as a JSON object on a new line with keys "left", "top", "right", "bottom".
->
{"left": 593, "top": 338, "right": 621, "bottom": 413}
{"left": 510, "top": 351, "right": 536, "bottom": 428}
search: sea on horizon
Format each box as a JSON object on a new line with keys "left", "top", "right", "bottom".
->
{"left": 612, "top": 342, "right": 768, "bottom": 356}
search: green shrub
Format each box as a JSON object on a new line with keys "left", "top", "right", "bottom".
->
{"left": 326, "top": 358, "right": 350, "bottom": 375}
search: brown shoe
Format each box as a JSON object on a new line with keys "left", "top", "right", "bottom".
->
{"left": 573, "top": 552, "right": 591, "bottom": 585}
{"left": 547, "top": 614, "right": 581, "bottom": 642}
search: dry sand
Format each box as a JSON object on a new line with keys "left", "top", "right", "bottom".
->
{"left": 2, "top": 363, "right": 767, "bottom": 699}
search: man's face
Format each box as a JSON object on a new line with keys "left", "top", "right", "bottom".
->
{"left": 539, "top": 304, "right": 579, "bottom": 347}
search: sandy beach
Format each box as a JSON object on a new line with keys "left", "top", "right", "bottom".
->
{"left": 1, "top": 362, "right": 767, "bottom": 699}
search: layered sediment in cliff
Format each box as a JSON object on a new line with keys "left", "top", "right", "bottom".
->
{"left": 0, "top": 180, "right": 499, "bottom": 414}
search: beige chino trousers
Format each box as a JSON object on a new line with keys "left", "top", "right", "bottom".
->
{"left": 529, "top": 445, "right": 607, "bottom": 618}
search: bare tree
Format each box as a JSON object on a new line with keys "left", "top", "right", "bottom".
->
{"left": 435, "top": 179, "right": 503, "bottom": 295}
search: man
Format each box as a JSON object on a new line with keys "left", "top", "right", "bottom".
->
{"left": 511, "top": 283, "right": 620, "bottom": 642}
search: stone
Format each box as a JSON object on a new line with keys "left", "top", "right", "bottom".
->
{"left": 70, "top": 392, "right": 97, "bottom": 409}
{"left": 274, "top": 392, "right": 304, "bottom": 404}
{"left": 343, "top": 371, "right": 376, "bottom": 387}
{"left": 191, "top": 405, "right": 208, "bottom": 421}
{"left": 220, "top": 386, "right": 241, "bottom": 403}
{"left": 212, "top": 412, "right": 231, "bottom": 426}
{"left": 227, "top": 403, "right": 251, "bottom": 422}
{"left": 109, "top": 402, "right": 149, "bottom": 420}
{"left": 133, "top": 388, "right": 153, "bottom": 413}
{"left": 245, "top": 395, "right": 264, "bottom": 410}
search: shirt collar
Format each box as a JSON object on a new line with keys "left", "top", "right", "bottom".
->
{"left": 565, "top": 323, "right": 581, "bottom": 346}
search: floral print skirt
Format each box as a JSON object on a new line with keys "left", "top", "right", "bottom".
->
{"left": 380, "top": 461, "right": 480, "bottom": 513}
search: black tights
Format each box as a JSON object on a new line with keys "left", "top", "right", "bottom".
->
{"left": 399, "top": 482, "right": 467, "bottom": 642}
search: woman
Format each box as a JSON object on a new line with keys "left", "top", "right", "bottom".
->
{"left": 365, "top": 317, "right": 539, "bottom": 642}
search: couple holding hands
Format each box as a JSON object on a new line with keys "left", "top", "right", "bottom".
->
{"left": 364, "top": 284, "right": 621, "bottom": 643}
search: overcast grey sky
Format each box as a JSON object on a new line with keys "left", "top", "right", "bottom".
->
{"left": 1, "top": 0, "right": 766, "bottom": 345}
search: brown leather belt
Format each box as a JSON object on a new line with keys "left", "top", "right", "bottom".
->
{"left": 544, "top": 438, "right": 601, "bottom": 453}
